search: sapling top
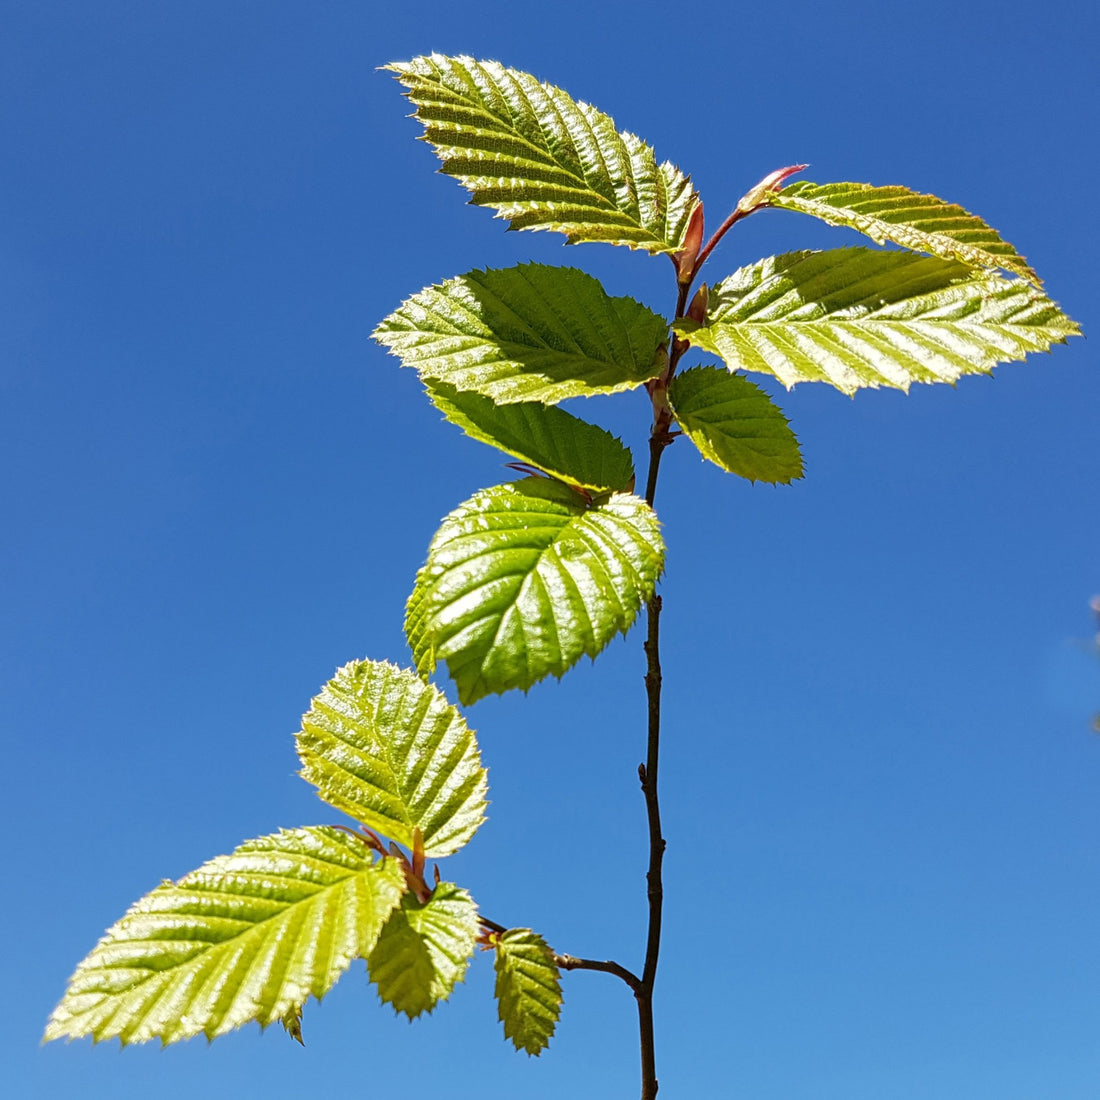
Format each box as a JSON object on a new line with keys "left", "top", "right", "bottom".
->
{"left": 46, "top": 53, "right": 1080, "bottom": 1099}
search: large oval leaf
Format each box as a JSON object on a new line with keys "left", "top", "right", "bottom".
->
{"left": 385, "top": 54, "right": 699, "bottom": 253}
{"left": 297, "top": 660, "right": 487, "bottom": 859}
{"left": 425, "top": 380, "right": 634, "bottom": 492}
{"left": 44, "top": 827, "right": 405, "bottom": 1046}
{"left": 406, "top": 479, "right": 664, "bottom": 705}
{"left": 770, "top": 181, "right": 1039, "bottom": 284}
{"left": 674, "top": 248, "right": 1080, "bottom": 395}
{"left": 374, "top": 263, "right": 668, "bottom": 405}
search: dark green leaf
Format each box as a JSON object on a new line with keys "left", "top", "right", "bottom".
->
{"left": 669, "top": 366, "right": 803, "bottom": 483}
{"left": 425, "top": 380, "right": 634, "bottom": 492}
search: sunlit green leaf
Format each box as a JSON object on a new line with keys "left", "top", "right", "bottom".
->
{"left": 297, "top": 660, "right": 487, "bottom": 859}
{"left": 770, "top": 181, "right": 1039, "bottom": 284}
{"left": 406, "top": 478, "right": 664, "bottom": 704}
{"left": 425, "top": 380, "right": 634, "bottom": 492}
{"left": 674, "top": 248, "right": 1080, "bottom": 395}
{"left": 374, "top": 263, "right": 668, "bottom": 405}
{"left": 368, "top": 884, "right": 479, "bottom": 1020}
{"left": 668, "top": 366, "right": 803, "bottom": 483}
{"left": 493, "top": 929, "right": 562, "bottom": 1056}
{"left": 44, "top": 827, "right": 404, "bottom": 1046}
{"left": 385, "top": 54, "right": 699, "bottom": 253}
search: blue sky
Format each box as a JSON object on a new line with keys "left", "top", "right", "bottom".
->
{"left": 5, "top": 2, "right": 1099, "bottom": 1097}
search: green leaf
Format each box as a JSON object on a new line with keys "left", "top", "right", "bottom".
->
{"left": 425, "top": 380, "right": 634, "bottom": 492}
{"left": 373, "top": 263, "right": 668, "bottom": 405}
{"left": 674, "top": 248, "right": 1081, "bottom": 395}
{"left": 493, "top": 929, "right": 562, "bottom": 1056}
{"left": 668, "top": 366, "right": 803, "bottom": 484}
{"left": 770, "top": 181, "right": 1039, "bottom": 284}
{"left": 406, "top": 478, "right": 664, "bottom": 705}
{"left": 385, "top": 54, "right": 700, "bottom": 253}
{"left": 368, "top": 883, "right": 479, "bottom": 1020}
{"left": 44, "top": 827, "right": 404, "bottom": 1046}
{"left": 297, "top": 660, "right": 487, "bottom": 859}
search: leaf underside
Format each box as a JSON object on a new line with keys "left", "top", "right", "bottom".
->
{"left": 425, "top": 380, "right": 634, "bottom": 492}
{"left": 493, "top": 929, "right": 562, "bottom": 1056}
{"left": 771, "top": 181, "right": 1039, "bottom": 284}
{"left": 297, "top": 660, "right": 487, "bottom": 859}
{"left": 368, "top": 883, "right": 479, "bottom": 1019}
{"left": 385, "top": 54, "right": 700, "bottom": 253}
{"left": 406, "top": 478, "right": 664, "bottom": 705}
{"left": 373, "top": 263, "right": 669, "bottom": 405}
{"left": 45, "top": 827, "right": 405, "bottom": 1047}
{"left": 668, "top": 366, "right": 803, "bottom": 484}
{"left": 674, "top": 247, "right": 1080, "bottom": 395}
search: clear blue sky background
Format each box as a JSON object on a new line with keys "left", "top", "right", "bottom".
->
{"left": 5, "top": 2, "right": 1099, "bottom": 1097}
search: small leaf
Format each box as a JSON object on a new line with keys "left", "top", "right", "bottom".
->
{"left": 494, "top": 929, "right": 562, "bottom": 1056}
{"left": 770, "top": 181, "right": 1039, "bottom": 284}
{"left": 368, "top": 884, "right": 479, "bottom": 1020}
{"left": 385, "top": 54, "right": 700, "bottom": 253}
{"left": 374, "top": 263, "right": 668, "bottom": 405}
{"left": 44, "top": 827, "right": 405, "bottom": 1046}
{"left": 425, "top": 380, "right": 634, "bottom": 492}
{"left": 668, "top": 366, "right": 803, "bottom": 484}
{"left": 674, "top": 247, "right": 1081, "bottom": 395}
{"left": 297, "top": 660, "right": 487, "bottom": 859}
{"left": 406, "top": 479, "right": 664, "bottom": 705}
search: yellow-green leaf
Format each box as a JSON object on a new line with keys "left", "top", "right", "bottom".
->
{"left": 45, "top": 827, "right": 404, "bottom": 1046}
{"left": 374, "top": 263, "right": 668, "bottom": 406}
{"left": 406, "top": 479, "right": 664, "bottom": 704}
{"left": 494, "top": 929, "right": 562, "bottom": 1056}
{"left": 770, "top": 181, "right": 1039, "bottom": 284}
{"left": 674, "top": 248, "right": 1080, "bottom": 395}
{"left": 385, "top": 54, "right": 699, "bottom": 253}
{"left": 297, "top": 661, "right": 487, "bottom": 859}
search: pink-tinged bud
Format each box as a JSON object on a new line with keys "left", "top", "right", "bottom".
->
{"left": 674, "top": 202, "right": 705, "bottom": 284}
{"left": 736, "top": 163, "right": 809, "bottom": 214}
{"left": 686, "top": 284, "right": 708, "bottom": 326}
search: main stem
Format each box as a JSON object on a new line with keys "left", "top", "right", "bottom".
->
{"left": 634, "top": 277, "right": 693, "bottom": 1100}
{"left": 636, "top": 531, "right": 665, "bottom": 1100}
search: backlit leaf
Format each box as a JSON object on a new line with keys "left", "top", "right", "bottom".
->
{"left": 385, "top": 54, "right": 699, "bottom": 253}
{"left": 368, "top": 884, "right": 478, "bottom": 1019}
{"left": 45, "top": 827, "right": 404, "bottom": 1046}
{"left": 493, "top": 929, "right": 562, "bottom": 1056}
{"left": 297, "top": 660, "right": 487, "bottom": 859}
{"left": 406, "top": 478, "right": 664, "bottom": 705}
{"left": 674, "top": 247, "right": 1080, "bottom": 395}
{"left": 374, "top": 263, "right": 668, "bottom": 405}
{"left": 770, "top": 181, "right": 1039, "bottom": 284}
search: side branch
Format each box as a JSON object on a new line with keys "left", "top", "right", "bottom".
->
{"left": 556, "top": 954, "right": 642, "bottom": 993}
